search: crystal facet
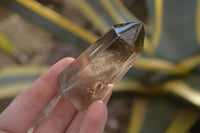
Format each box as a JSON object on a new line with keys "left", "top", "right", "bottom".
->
{"left": 57, "top": 22, "right": 145, "bottom": 111}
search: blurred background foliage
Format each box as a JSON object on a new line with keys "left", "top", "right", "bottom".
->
{"left": 0, "top": 0, "right": 200, "bottom": 133}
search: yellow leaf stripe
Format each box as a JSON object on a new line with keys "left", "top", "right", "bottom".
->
{"left": 15, "top": 0, "right": 98, "bottom": 44}
{"left": 114, "top": 79, "right": 153, "bottom": 94}
{"left": 196, "top": 0, "right": 200, "bottom": 45}
{"left": 162, "top": 80, "right": 200, "bottom": 107}
{"left": 151, "top": 0, "right": 163, "bottom": 51}
{"left": 99, "top": 0, "right": 124, "bottom": 24}
{"left": 166, "top": 108, "right": 200, "bottom": 133}
{"left": 134, "top": 54, "right": 200, "bottom": 75}
{"left": 0, "top": 65, "right": 47, "bottom": 77}
{"left": 114, "top": 0, "right": 140, "bottom": 22}
{"left": 0, "top": 66, "right": 47, "bottom": 99}
{"left": 0, "top": 33, "right": 15, "bottom": 54}
{"left": 0, "top": 82, "right": 31, "bottom": 100}
{"left": 127, "top": 99, "right": 147, "bottom": 133}
{"left": 72, "top": 0, "right": 109, "bottom": 34}
{"left": 99, "top": 0, "right": 140, "bottom": 24}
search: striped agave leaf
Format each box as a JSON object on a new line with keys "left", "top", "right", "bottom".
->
{"left": 128, "top": 0, "right": 200, "bottom": 132}
{"left": 0, "top": 0, "right": 98, "bottom": 49}
{"left": 0, "top": 0, "right": 200, "bottom": 132}
{"left": 0, "top": 66, "right": 47, "bottom": 100}
{"left": 127, "top": 97, "right": 200, "bottom": 133}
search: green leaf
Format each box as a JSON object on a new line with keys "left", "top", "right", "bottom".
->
{"left": 127, "top": 96, "right": 200, "bottom": 133}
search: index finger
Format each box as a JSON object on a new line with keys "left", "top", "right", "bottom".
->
{"left": 0, "top": 57, "right": 74, "bottom": 133}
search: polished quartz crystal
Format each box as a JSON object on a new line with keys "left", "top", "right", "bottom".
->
{"left": 57, "top": 22, "right": 144, "bottom": 111}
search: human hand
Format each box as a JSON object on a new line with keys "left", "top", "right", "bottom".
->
{"left": 0, "top": 58, "right": 110, "bottom": 133}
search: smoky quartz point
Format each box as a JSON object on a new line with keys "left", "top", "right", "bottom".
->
{"left": 57, "top": 22, "right": 144, "bottom": 111}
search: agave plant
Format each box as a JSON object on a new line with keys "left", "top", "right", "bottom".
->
{"left": 0, "top": 0, "right": 200, "bottom": 132}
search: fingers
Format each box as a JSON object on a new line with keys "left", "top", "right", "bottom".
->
{"left": 79, "top": 101, "right": 108, "bottom": 133}
{"left": 65, "top": 111, "right": 86, "bottom": 133}
{"left": 34, "top": 93, "right": 111, "bottom": 133}
{"left": 0, "top": 57, "right": 74, "bottom": 133}
{"left": 33, "top": 96, "right": 77, "bottom": 133}
{"left": 34, "top": 92, "right": 111, "bottom": 133}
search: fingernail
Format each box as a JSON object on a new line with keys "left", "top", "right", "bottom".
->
{"left": 96, "top": 100, "right": 103, "bottom": 103}
{"left": 89, "top": 100, "right": 105, "bottom": 110}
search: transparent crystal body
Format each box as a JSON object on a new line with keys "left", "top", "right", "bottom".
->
{"left": 57, "top": 22, "right": 144, "bottom": 111}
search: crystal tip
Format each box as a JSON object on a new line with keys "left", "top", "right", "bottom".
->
{"left": 112, "top": 22, "right": 145, "bottom": 53}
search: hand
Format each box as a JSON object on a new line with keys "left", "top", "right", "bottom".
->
{"left": 0, "top": 58, "right": 109, "bottom": 133}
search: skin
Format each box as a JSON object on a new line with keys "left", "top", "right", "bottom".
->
{"left": 0, "top": 57, "right": 111, "bottom": 133}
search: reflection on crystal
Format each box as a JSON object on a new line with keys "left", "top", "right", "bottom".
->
{"left": 57, "top": 22, "right": 145, "bottom": 111}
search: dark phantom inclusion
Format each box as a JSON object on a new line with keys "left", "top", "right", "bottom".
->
{"left": 57, "top": 22, "right": 145, "bottom": 111}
